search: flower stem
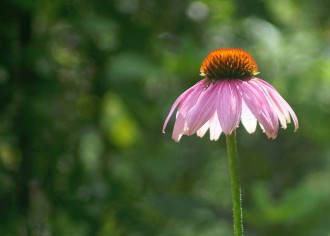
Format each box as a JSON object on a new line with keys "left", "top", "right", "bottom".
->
{"left": 226, "top": 130, "right": 243, "bottom": 236}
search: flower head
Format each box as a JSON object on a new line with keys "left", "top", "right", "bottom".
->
{"left": 163, "top": 48, "right": 298, "bottom": 142}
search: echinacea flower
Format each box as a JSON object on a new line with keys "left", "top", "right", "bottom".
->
{"left": 163, "top": 48, "right": 298, "bottom": 142}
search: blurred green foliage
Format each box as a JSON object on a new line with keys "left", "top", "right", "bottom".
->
{"left": 1, "top": 0, "right": 330, "bottom": 235}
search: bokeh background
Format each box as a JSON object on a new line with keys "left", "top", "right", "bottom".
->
{"left": 1, "top": 0, "right": 330, "bottom": 235}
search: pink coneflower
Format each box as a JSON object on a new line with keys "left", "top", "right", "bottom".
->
{"left": 163, "top": 48, "right": 298, "bottom": 142}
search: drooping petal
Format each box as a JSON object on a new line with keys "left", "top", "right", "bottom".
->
{"left": 185, "top": 83, "right": 218, "bottom": 135}
{"left": 162, "top": 87, "right": 193, "bottom": 133}
{"left": 255, "top": 78, "right": 299, "bottom": 131}
{"left": 216, "top": 80, "right": 242, "bottom": 135}
{"left": 240, "top": 101, "right": 258, "bottom": 134}
{"left": 196, "top": 121, "right": 210, "bottom": 138}
{"left": 255, "top": 79, "right": 289, "bottom": 128}
{"left": 177, "top": 80, "right": 209, "bottom": 118}
{"left": 162, "top": 80, "right": 207, "bottom": 133}
{"left": 172, "top": 113, "right": 186, "bottom": 142}
{"left": 209, "top": 112, "right": 222, "bottom": 140}
{"left": 240, "top": 80, "right": 279, "bottom": 138}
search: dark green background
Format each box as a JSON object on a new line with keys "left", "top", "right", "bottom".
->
{"left": 1, "top": 0, "right": 329, "bottom": 235}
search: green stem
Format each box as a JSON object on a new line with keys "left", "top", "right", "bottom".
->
{"left": 226, "top": 130, "right": 243, "bottom": 236}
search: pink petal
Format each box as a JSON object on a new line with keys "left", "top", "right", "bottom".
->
{"left": 209, "top": 112, "right": 222, "bottom": 140}
{"left": 196, "top": 121, "right": 210, "bottom": 138}
{"left": 255, "top": 79, "right": 289, "bottom": 128}
{"left": 216, "top": 80, "right": 242, "bottom": 135}
{"left": 240, "top": 80, "right": 279, "bottom": 139}
{"left": 241, "top": 101, "right": 258, "bottom": 134}
{"left": 172, "top": 113, "right": 186, "bottom": 142}
{"left": 255, "top": 79, "right": 299, "bottom": 131}
{"left": 185, "top": 82, "right": 218, "bottom": 135}
{"left": 162, "top": 80, "right": 207, "bottom": 133}
{"left": 177, "top": 81, "right": 208, "bottom": 117}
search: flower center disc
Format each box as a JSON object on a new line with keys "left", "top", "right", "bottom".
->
{"left": 200, "top": 48, "right": 259, "bottom": 80}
